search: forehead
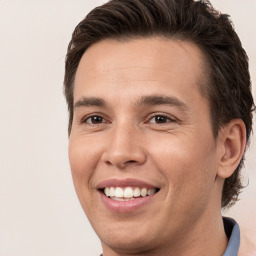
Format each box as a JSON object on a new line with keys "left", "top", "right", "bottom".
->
{"left": 74, "top": 37, "right": 208, "bottom": 104}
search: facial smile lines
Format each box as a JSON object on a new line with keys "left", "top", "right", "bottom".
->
{"left": 104, "top": 187, "right": 158, "bottom": 201}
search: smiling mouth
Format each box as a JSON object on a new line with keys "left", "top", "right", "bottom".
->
{"left": 101, "top": 186, "right": 160, "bottom": 201}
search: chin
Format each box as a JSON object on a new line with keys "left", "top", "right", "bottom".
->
{"left": 101, "top": 234, "right": 156, "bottom": 255}
{"left": 96, "top": 222, "right": 158, "bottom": 254}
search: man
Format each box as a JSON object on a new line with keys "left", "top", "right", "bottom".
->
{"left": 63, "top": 0, "right": 255, "bottom": 255}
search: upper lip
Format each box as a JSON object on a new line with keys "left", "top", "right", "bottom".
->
{"left": 96, "top": 178, "right": 158, "bottom": 190}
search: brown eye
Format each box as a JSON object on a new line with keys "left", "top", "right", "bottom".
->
{"left": 155, "top": 116, "right": 168, "bottom": 123}
{"left": 149, "top": 115, "right": 173, "bottom": 124}
{"left": 85, "top": 116, "right": 105, "bottom": 124}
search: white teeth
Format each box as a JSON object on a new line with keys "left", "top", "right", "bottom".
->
{"left": 133, "top": 187, "right": 141, "bottom": 197}
{"left": 115, "top": 187, "right": 124, "bottom": 198}
{"left": 109, "top": 187, "right": 115, "bottom": 197}
{"left": 140, "top": 188, "right": 147, "bottom": 197}
{"left": 147, "top": 188, "right": 156, "bottom": 196}
{"left": 104, "top": 187, "right": 110, "bottom": 197}
{"left": 103, "top": 186, "right": 157, "bottom": 199}
{"left": 123, "top": 187, "right": 133, "bottom": 198}
{"left": 111, "top": 197, "right": 135, "bottom": 201}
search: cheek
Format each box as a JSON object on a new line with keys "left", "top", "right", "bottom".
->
{"left": 68, "top": 136, "right": 100, "bottom": 196}
{"left": 68, "top": 135, "right": 101, "bottom": 174}
{"left": 68, "top": 136, "right": 102, "bottom": 216}
{"left": 149, "top": 134, "right": 217, "bottom": 194}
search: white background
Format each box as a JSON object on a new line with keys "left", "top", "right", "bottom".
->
{"left": 0, "top": 0, "right": 255, "bottom": 255}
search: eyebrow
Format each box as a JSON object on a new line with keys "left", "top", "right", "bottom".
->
{"left": 74, "top": 97, "right": 105, "bottom": 109}
{"left": 137, "top": 95, "right": 188, "bottom": 111}
{"left": 74, "top": 95, "right": 188, "bottom": 111}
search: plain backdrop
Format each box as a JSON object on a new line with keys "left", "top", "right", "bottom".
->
{"left": 0, "top": 0, "right": 255, "bottom": 255}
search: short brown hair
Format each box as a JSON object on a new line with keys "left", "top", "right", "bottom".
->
{"left": 64, "top": 0, "right": 255, "bottom": 208}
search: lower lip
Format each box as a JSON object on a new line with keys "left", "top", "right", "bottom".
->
{"left": 99, "top": 192, "right": 157, "bottom": 213}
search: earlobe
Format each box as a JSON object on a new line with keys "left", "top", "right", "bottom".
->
{"left": 217, "top": 119, "right": 246, "bottom": 179}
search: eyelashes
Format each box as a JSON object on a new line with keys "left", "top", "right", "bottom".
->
{"left": 81, "top": 113, "right": 177, "bottom": 126}
{"left": 83, "top": 115, "right": 107, "bottom": 124}
{"left": 147, "top": 114, "right": 176, "bottom": 124}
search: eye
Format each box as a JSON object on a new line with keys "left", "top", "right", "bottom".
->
{"left": 149, "top": 115, "right": 175, "bottom": 124}
{"left": 83, "top": 115, "right": 106, "bottom": 124}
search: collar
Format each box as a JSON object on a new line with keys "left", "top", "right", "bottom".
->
{"left": 223, "top": 217, "right": 240, "bottom": 256}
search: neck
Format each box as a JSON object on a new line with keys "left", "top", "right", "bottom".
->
{"left": 163, "top": 211, "right": 228, "bottom": 256}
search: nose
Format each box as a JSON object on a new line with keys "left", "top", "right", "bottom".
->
{"left": 102, "top": 123, "right": 146, "bottom": 169}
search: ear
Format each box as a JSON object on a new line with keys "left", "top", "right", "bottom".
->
{"left": 217, "top": 119, "right": 247, "bottom": 179}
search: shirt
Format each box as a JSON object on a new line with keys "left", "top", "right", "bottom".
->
{"left": 223, "top": 217, "right": 240, "bottom": 256}
{"left": 99, "top": 217, "right": 240, "bottom": 256}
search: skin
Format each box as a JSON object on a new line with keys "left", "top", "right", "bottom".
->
{"left": 69, "top": 38, "right": 246, "bottom": 256}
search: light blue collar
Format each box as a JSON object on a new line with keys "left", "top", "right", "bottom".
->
{"left": 223, "top": 217, "right": 240, "bottom": 256}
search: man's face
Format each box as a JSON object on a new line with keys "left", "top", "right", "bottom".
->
{"left": 69, "top": 38, "right": 223, "bottom": 253}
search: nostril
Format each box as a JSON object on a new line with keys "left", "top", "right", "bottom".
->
{"left": 125, "top": 160, "right": 137, "bottom": 164}
{"left": 104, "top": 159, "right": 142, "bottom": 168}
{"left": 105, "top": 161, "right": 112, "bottom": 166}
